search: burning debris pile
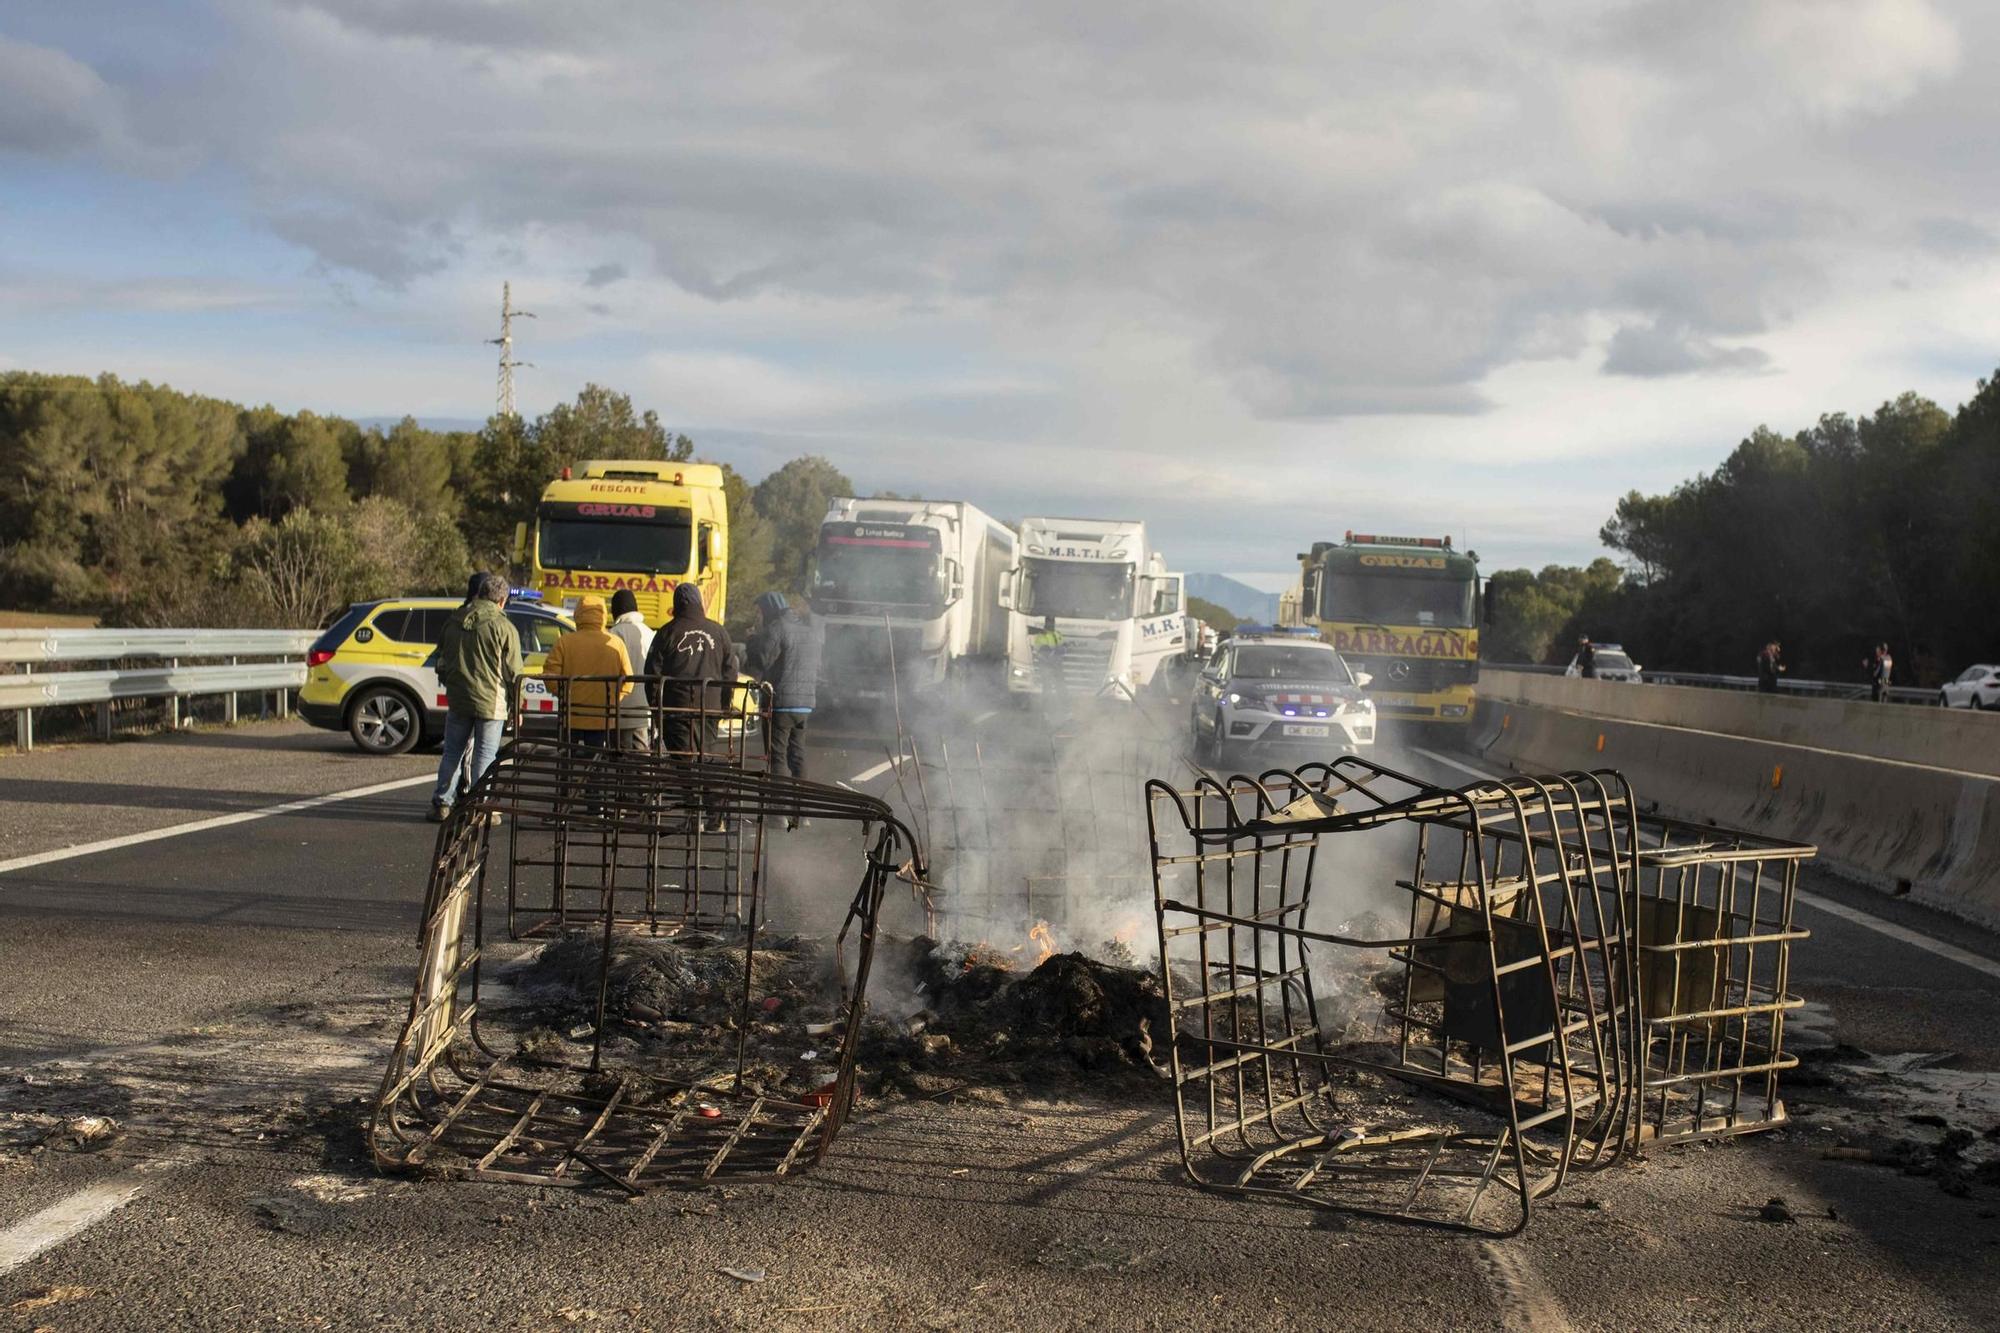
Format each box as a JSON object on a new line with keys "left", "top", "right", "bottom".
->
{"left": 874, "top": 938, "right": 1173, "bottom": 1090}
{"left": 503, "top": 929, "right": 1178, "bottom": 1100}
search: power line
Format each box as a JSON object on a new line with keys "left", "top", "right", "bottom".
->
{"left": 487, "top": 281, "right": 535, "bottom": 418}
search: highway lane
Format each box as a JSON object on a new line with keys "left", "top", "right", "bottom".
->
{"left": 3, "top": 707, "right": 2000, "bottom": 1328}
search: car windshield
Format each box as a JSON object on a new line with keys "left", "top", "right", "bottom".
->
{"left": 1019, "top": 558, "right": 1134, "bottom": 620}
{"left": 1595, "top": 651, "right": 1633, "bottom": 671}
{"left": 1232, "top": 645, "right": 1352, "bottom": 683}
{"left": 813, "top": 538, "right": 941, "bottom": 605}
{"left": 538, "top": 504, "right": 693, "bottom": 574}
{"left": 1322, "top": 570, "right": 1475, "bottom": 628}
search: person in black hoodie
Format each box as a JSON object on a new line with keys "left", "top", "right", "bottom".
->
{"left": 645, "top": 582, "right": 737, "bottom": 761}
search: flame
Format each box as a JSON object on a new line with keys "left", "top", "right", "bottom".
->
{"left": 1028, "top": 920, "right": 1057, "bottom": 965}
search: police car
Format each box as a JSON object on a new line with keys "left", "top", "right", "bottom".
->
{"left": 298, "top": 594, "right": 574, "bottom": 754}
{"left": 1190, "top": 629, "right": 1376, "bottom": 770}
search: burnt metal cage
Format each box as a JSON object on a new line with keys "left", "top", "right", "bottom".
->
{"left": 505, "top": 674, "right": 773, "bottom": 937}
{"left": 1628, "top": 817, "right": 1810, "bottom": 1145}
{"left": 370, "top": 737, "right": 923, "bottom": 1192}
{"left": 1145, "top": 756, "right": 1811, "bottom": 1235}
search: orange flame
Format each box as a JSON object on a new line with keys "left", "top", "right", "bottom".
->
{"left": 1028, "top": 920, "right": 1057, "bottom": 965}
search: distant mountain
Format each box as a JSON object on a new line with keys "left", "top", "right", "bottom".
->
{"left": 1186, "top": 573, "right": 1280, "bottom": 623}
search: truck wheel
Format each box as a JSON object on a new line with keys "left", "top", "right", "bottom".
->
{"left": 348, "top": 685, "right": 421, "bottom": 755}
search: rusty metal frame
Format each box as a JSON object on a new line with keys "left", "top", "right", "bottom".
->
{"left": 370, "top": 736, "right": 922, "bottom": 1191}
{"left": 1147, "top": 760, "right": 1560, "bottom": 1235}
{"left": 1628, "top": 817, "right": 1811, "bottom": 1146}
{"left": 506, "top": 675, "right": 774, "bottom": 938}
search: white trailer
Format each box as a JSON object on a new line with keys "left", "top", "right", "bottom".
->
{"left": 809, "top": 497, "right": 1018, "bottom": 705}
{"left": 1000, "top": 516, "right": 1186, "bottom": 701}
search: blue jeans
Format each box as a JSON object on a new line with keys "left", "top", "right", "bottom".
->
{"left": 434, "top": 714, "right": 505, "bottom": 807}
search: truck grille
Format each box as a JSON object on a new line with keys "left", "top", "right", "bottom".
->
{"left": 823, "top": 622, "right": 925, "bottom": 679}
{"left": 1349, "top": 656, "right": 1478, "bottom": 695}
{"left": 1059, "top": 639, "right": 1115, "bottom": 691}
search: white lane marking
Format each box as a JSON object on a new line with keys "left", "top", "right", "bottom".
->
{"left": 849, "top": 756, "right": 903, "bottom": 784}
{"left": 970, "top": 709, "right": 999, "bottom": 727}
{"left": 0, "top": 774, "right": 435, "bottom": 876}
{"left": 1409, "top": 745, "right": 1495, "bottom": 782}
{"left": 0, "top": 1173, "right": 150, "bottom": 1275}
{"left": 1409, "top": 745, "right": 2000, "bottom": 984}
{"left": 1796, "top": 891, "right": 2000, "bottom": 983}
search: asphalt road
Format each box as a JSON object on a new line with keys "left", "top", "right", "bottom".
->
{"left": 2, "top": 703, "right": 1999, "bottom": 1330}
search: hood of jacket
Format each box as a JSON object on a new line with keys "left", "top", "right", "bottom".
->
{"left": 574, "top": 595, "right": 607, "bottom": 631}
{"left": 672, "top": 582, "right": 705, "bottom": 620}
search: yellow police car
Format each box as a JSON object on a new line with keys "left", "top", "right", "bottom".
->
{"left": 298, "top": 595, "right": 574, "bottom": 754}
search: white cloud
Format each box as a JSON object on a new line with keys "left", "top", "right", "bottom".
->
{"left": 3, "top": 0, "right": 1994, "bottom": 572}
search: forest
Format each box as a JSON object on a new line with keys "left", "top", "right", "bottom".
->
{"left": 0, "top": 373, "right": 852, "bottom": 635}
{"left": 6, "top": 367, "right": 1999, "bottom": 688}
{"left": 1481, "top": 375, "right": 2000, "bottom": 688}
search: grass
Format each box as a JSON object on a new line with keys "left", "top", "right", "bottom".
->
{"left": 0, "top": 610, "right": 100, "bottom": 629}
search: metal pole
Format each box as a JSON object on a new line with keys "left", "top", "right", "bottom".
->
{"left": 17, "top": 706, "right": 30, "bottom": 753}
{"left": 96, "top": 701, "right": 113, "bottom": 740}
{"left": 225, "top": 656, "right": 239, "bottom": 725}
{"left": 167, "top": 657, "right": 179, "bottom": 730}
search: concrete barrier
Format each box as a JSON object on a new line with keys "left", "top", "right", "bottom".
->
{"left": 1475, "top": 698, "right": 2000, "bottom": 932}
{"left": 1480, "top": 668, "right": 2000, "bottom": 778}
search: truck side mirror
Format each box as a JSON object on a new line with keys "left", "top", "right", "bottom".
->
{"left": 1482, "top": 583, "right": 1495, "bottom": 626}
{"left": 511, "top": 521, "right": 528, "bottom": 564}
{"left": 1355, "top": 670, "right": 1373, "bottom": 688}
{"left": 997, "top": 569, "right": 1016, "bottom": 610}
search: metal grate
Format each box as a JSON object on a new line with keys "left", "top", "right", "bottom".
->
{"left": 370, "top": 737, "right": 923, "bottom": 1192}
{"left": 1144, "top": 756, "right": 1812, "bottom": 1234}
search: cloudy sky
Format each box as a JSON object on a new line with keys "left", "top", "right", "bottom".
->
{"left": 4, "top": 1, "right": 1998, "bottom": 584}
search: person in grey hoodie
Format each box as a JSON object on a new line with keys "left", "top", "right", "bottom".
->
{"left": 606, "top": 588, "right": 655, "bottom": 751}
{"left": 744, "top": 592, "right": 822, "bottom": 821}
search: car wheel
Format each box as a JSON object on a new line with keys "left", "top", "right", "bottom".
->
{"left": 1975, "top": 696, "right": 1987, "bottom": 712}
{"left": 1940, "top": 691, "right": 1953, "bottom": 708}
{"left": 349, "top": 686, "right": 421, "bottom": 755}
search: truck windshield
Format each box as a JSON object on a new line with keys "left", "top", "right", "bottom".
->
{"left": 1232, "top": 646, "right": 1352, "bottom": 683}
{"left": 1020, "top": 559, "right": 1134, "bottom": 620}
{"left": 813, "top": 538, "right": 941, "bottom": 606}
{"left": 1322, "top": 571, "right": 1475, "bottom": 628}
{"left": 538, "top": 505, "right": 693, "bottom": 574}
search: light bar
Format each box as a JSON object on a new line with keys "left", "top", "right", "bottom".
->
{"left": 1345, "top": 532, "right": 1451, "bottom": 549}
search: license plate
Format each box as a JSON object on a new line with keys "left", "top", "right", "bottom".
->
{"left": 1281, "top": 724, "right": 1330, "bottom": 737}
{"left": 1379, "top": 695, "right": 1413, "bottom": 707}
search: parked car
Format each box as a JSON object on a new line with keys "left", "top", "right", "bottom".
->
{"left": 1939, "top": 664, "right": 2000, "bottom": 710}
{"left": 1191, "top": 632, "right": 1375, "bottom": 770}
{"left": 1564, "top": 643, "right": 1642, "bottom": 682}
{"left": 298, "top": 595, "right": 573, "bottom": 754}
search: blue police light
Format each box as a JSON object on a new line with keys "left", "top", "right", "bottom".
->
{"left": 508, "top": 587, "right": 543, "bottom": 602}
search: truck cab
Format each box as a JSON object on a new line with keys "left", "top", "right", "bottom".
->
{"left": 519, "top": 460, "right": 729, "bottom": 627}
{"left": 1000, "top": 517, "right": 1186, "bottom": 701}
{"left": 809, "top": 498, "right": 1016, "bottom": 706}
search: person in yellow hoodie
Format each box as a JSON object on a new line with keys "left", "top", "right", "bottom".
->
{"left": 541, "top": 595, "right": 634, "bottom": 747}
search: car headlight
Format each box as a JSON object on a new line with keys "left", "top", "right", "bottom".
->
{"left": 1227, "top": 692, "right": 1241, "bottom": 704}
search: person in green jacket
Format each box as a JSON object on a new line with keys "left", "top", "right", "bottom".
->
{"left": 430, "top": 573, "right": 523, "bottom": 821}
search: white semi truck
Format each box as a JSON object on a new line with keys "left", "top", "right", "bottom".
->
{"left": 1001, "top": 516, "right": 1187, "bottom": 701}
{"left": 808, "top": 497, "right": 1018, "bottom": 706}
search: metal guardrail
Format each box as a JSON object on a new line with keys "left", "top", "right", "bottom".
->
{"left": 0, "top": 628, "right": 315, "bottom": 663}
{"left": 1492, "top": 661, "right": 1935, "bottom": 705}
{"left": 2, "top": 627, "right": 314, "bottom": 751}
